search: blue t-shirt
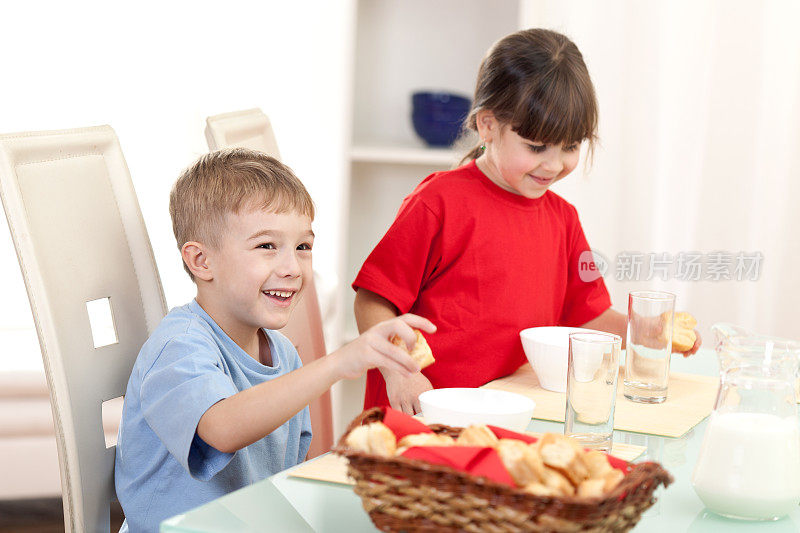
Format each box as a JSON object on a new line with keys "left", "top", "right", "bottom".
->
{"left": 114, "top": 300, "right": 312, "bottom": 532}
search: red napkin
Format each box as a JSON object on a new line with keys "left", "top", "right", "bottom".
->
{"left": 381, "top": 407, "right": 433, "bottom": 439}
{"left": 401, "top": 446, "right": 516, "bottom": 486}
{"left": 488, "top": 425, "right": 538, "bottom": 444}
{"left": 602, "top": 454, "right": 629, "bottom": 472}
{"left": 381, "top": 408, "right": 514, "bottom": 485}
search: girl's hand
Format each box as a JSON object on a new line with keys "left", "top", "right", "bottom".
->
{"left": 330, "top": 314, "right": 436, "bottom": 380}
{"left": 677, "top": 330, "right": 702, "bottom": 357}
{"left": 385, "top": 371, "right": 433, "bottom": 415}
{"left": 628, "top": 311, "right": 665, "bottom": 349}
{"left": 629, "top": 312, "right": 702, "bottom": 356}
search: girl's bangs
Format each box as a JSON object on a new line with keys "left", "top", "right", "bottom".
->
{"left": 511, "top": 73, "right": 597, "bottom": 146}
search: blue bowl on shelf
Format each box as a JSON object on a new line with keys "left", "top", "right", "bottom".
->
{"left": 412, "top": 92, "right": 471, "bottom": 113}
{"left": 411, "top": 91, "right": 471, "bottom": 147}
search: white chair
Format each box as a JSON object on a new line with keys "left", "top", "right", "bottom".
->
{"left": 0, "top": 126, "right": 167, "bottom": 531}
{"left": 205, "top": 108, "right": 334, "bottom": 458}
{"left": 204, "top": 108, "right": 281, "bottom": 155}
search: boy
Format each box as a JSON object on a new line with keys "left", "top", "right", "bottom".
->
{"left": 115, "top": 148, "right": 434, "bottom": 532}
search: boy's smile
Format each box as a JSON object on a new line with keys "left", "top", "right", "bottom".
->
{"left": 195, "top": 205, "right": 314, "bottom": 355}
{"left": 263, "top": 289, "right": 297, "bottom": 305}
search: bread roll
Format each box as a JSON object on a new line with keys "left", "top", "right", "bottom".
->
{"left": 496, "top": 439, "right": 546, "bottom": 486}
{"left": 523, "top": 482, "right": 559, "bottom": 497}
{"left": 344, "top": 422, "right": 397, "bottom": 457}
{"left": 396, "top": 432, "right": 454, "bottom": 454}
{"left": 541, "top": 467, "right": 576, "bottom": 496}
{"left": 582, "top": 450, "right": 614, "bottom": 478}
{"left": 391, "top": 329, "right": 435, "bottom": 369}
{"left": 577, "top": 478, "right": 606, "bottom": 498}
{"left": 671, "top": 312, "right": 698, "bottom": 352}
{"left": 603, "top": 469, "right": 625, "bottom": 492}
{"left": 456, "top": 424, "right": 499, "bottom": 447}
{"left": 539, "top": 436, "right": 589, "bottom": 486}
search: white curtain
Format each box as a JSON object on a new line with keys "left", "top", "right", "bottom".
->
{"left": 522, "top": 0, "right": 800, "bottom": 340}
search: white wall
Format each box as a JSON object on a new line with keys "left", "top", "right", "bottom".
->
{"left": 524, "top": 0, "right": 800, "bottom": 341}
{"left": 0, "top": 0, "right": 356, "bottom": 370}
{"left": 3, "top": 0, "right": 798, "bottom": 381}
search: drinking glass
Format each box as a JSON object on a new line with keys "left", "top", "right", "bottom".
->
{"left": 623, "top": 290, "right": 676, "bottom": 403}
{"left": 564, "top": 332, "right": 622, "bottom": 451}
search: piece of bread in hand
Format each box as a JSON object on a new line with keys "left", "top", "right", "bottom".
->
{"left": 391, "top": 329, "right": 435, "bottom": 369}
{"left": 671, "top": 312, "right": 698, "bottom": 352}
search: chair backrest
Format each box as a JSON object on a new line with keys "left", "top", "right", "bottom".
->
{"left": 205, "top": 108, "right": 334, "bottom": 458}
{"left": 205, "top": 108, "right": 281, "bottom": 157}
{"left": 0, "top": 126, "right": 167, "bottom": 531}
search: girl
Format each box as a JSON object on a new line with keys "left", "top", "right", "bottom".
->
{"left": 353, "top": 28, "right": 699, "bottom": 414}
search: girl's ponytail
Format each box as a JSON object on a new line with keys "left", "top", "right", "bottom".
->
{"left": 458, "top": 107, "right": 483, "bottom": 166}
{"left": 460, "top": 144, "right": 484, "bottom": 166}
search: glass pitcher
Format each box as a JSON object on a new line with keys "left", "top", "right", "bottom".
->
{"left": 691, "top": 323, "right": 800, "bottom": 520}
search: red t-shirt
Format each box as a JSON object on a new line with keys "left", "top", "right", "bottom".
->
{"left": 353, "top": 160, "right": 611, "bottom": 408}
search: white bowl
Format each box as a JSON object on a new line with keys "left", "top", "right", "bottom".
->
{"left": 519, "top": 326, "right": 599, "bottom": 393}
{"left": 418, "top": 388, "right": 535, "bottom": 432}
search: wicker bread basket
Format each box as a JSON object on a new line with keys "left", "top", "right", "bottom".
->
{"left": 334, "top": 408, "right": 673, "bottom": 532}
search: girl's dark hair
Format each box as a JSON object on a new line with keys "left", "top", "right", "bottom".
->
{"left": 461, "top": 28, "right": 598, "bottom": 163}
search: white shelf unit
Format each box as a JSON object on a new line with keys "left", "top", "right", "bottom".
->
{"left": 330, "top": 2, "right": 523, "bottom": 437}
{"left": 343, "top": 0, "right": 522, "bottom": 340}
{"left": 350, "top": 143, "right": 460, "bottom": 166}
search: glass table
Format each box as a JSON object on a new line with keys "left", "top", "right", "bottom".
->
{"left": 162, "top": 350, "right": 800, "bottom": 532}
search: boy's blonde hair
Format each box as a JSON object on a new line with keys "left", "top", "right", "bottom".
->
{"left": 169, "top": 148, "right": 315, "bottom": 279}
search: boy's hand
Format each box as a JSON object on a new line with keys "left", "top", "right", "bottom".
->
{"left": 332, "top": 314, "right": 436, "bottom": 380}
{"left": 385, "top": 370, "right": 433, "bottom": 415}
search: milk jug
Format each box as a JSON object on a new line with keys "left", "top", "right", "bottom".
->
{"left": 691, "top": 323, "right": 800, "bottom": 520}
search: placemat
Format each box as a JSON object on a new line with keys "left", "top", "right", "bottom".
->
{"left": 482, "top": 365, "right": 719, "bottom": 438}
{"left": 288, "top": 437, "right": 646, "bottom": 485}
